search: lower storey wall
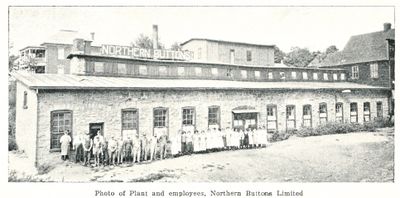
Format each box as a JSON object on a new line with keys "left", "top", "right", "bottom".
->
{"left": 35, "top": 89, "right": 389, "bottom": 165}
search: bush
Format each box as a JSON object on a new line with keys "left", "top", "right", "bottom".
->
{"left": 8, "top": 136, "right": 18, "bottom": 151}
{"left": 37, "top": 163, "right": 54, "bottom": 175}
{"left": 269, "top": 130, "right": 292, "bottom": 142}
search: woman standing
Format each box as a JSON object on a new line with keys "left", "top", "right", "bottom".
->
{"left": 60, "top": 130, "right": 72, "bottom": 161}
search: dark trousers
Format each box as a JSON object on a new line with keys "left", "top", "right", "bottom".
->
{"left": 181, "top": 142, "right": 186, "bottom": 154}
{"left": 74, "top": 145, "right": 83, "bottom": 163}
{"left": 83, "top": 150, "right": 91, "bottom": 165}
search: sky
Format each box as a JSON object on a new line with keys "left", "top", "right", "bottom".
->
{"left": 8, "top": 6, "right": 395, "bottom": 55}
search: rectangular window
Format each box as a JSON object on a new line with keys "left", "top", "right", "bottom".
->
{"left": 208, "top": 106, "right": 220, "bottom": 126}
{"left": 351, "top": 66, "right": 359, "bottom": 79}
{"left": 57, "top": 47, "right": 65, "bottom": 59}
{"left": 159, "top": 66, "right": 167, "bottom": 76}
{"left": 302, "top": 72, "right": 308, "bottom": 80}
{"left": 230, "top": 49, "right": 235, "bottom": 64}
{"left": 122, "top": 109, "right": 138, "bottom": 130}
{"left": 323, "top": 73, "right": 328, "bottom": 80}
{"left": 94, "top": 62, "right": 104, "bottom": 73}
{"left": 254, "top": 71, "right": 261, "bottom": 79}
{"left": 246, "top": 50, "right": 252, "bottom": 61}
{"left": 377, "top": 102, "right": 383, "bottom": 118}
{"left": 195, "top": 67, "right": 202, "bottom": 76}
{"left": 333, "top": 73, "right": 338, "bottom": 80}
{"left": 370, "top": 63, "right": 379, "bottom": 78}
{"left": 286, "top": 105, "right": 296, "bottom": 130}
{"left": 51, "top": 110, "right": 72, "bottom": 149}
{"left": 117, "top": 63, "right": 126, "bottom": 74}
{"left": 267, "top": 105, "right": 277, "bottom": 132}
{"left": 291, "top": 72, "right": 297, "bottom": 79}
{"left": 177, "top": 67, "right": 185, "bottom": 76}
{"left": 211, "top": 68, "right": 218, "bottom": 76}
{"left": 335, "top": 103, "right": 343, "bottom": 122}
{"left": 313, "top": 73, "right": 318, "bottom": 80}
{"left": 154, "top": 108, "right": 168, "bottom": 127}
{"left": 182, "top": 107, "right": 195, "bottom": 126}
{"left": 340, "top": 73, "right": 346, "bottom": 80}
{"left": 279, "top": 72, "right": 286, "bottom": 80}
{"left": 350, "top": 102, "right": 358, "bottom": 123}
{"left": 319, "top": 103, "right": 328, "bottom": 125}
{"left": 363, "top": 102, "right": 371, "bottom": 122}
{"left": 241, "top": 70, "right": 247, "bottom": 79}
{"left": 139, "top": 65, "right": 148, "bottom": 75}
{"left": 303, "top": 105, "right": 312, "bottom": 127}
{"left": 268, "top": 72, "right": 273, "bottom": 80}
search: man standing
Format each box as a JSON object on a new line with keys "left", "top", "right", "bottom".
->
{"left": 60, "top": 130, "right": 72, "bottom": 161}
{"left": 123, "top": 136, "right": 133, "bottom": 163}
{"left": 108, "top": 136, "right": 118, "bottom": 165}
{"left": 148, "top": 135, "right": 157, "bottom": 161}
{"left": 132, "top": 134, "right": 141, "bottom": 163}
{"left": 158, "top": 135, "right": 168, "bottom": 159}
{"left": 116, "top": 137, "right": 124, "bottom": 165}
{"left": 72, "top": 134, "right": 83, "bottom": 163}
{"left": 93, "top": 135, "right": 102, "bottom": 167}
{"left": 82, "top": 132, "right": 93, "bottom": 166}
{"left": 140, "top": 134, "right": 148, "bottom": 161}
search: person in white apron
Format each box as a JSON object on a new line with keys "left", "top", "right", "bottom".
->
{"left": 60, "top": 130, "right": 72, "bottom": 161}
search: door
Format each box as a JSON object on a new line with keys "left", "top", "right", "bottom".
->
{"left": 89, "top": 122, "right": 104, "bottom": 139}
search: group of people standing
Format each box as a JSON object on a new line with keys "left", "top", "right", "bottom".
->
{"left": 69, "top": 130, "right": 169, "bottom": 167}
{"left": 172, "top": 126, "right": 270, "bottom": 155}
{"left": 58, "top": 126, "right": 270, "bottom": 167}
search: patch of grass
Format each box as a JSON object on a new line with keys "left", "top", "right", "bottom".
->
{"left": 8, "top": 170, "right": 45, "bottom": 182}
{"left": 129, "top": 172, "right": 173, "bottom": 182}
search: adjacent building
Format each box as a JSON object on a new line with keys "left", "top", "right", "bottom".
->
{"left": 16, "top": 30, "right": 100, "bottom": 74}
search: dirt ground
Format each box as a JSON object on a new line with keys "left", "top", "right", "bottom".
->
{"left": 9, "top": 128, "right": 394, "bottom": 182}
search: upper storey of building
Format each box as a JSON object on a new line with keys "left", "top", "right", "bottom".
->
{"left": 181, "top": 38, "right": 275, "bottom": 66}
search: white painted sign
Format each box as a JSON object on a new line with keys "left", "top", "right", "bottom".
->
{"left": 101, "top": 44, "right": 194, "bottom": 61}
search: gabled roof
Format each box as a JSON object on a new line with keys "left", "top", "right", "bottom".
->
{"left": 318, "top": 29, "right": 395, "bottom": 67}
{"left": 181, "top": 38, "right": 275, "bottom": 48}
{"left": 12, "top": 72, "right": 388, "bottom": 91}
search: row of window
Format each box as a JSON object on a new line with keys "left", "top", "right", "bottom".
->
{"left": 92, "top": 61, "right": 346, "bottom": 81}
{"left": 351, "top": 64, "right": 379, "bottom": 79}
{"left": 49, "top": 102, "right": 383, "bottom": 149}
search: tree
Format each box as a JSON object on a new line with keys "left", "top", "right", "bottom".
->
{"left": 131, "top": 34, "right": 165, "bottom": 49}
{"left": 283, "top": 47, "right": 316, "bottom": 67}
{"left": 325, "top": 45, "right": 338, "bottom": 55}
{"left": 274, "top": 46, "right": 285, "bottom": 63}
{"left": 170, "top": 42, "right": 182, "bottom": 51}
{"left": 8, "top": 55, "right": 18, "bottom": 72}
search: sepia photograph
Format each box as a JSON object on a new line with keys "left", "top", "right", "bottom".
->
{"left": 7, "top": 5, "right": 395, "bottom": 184}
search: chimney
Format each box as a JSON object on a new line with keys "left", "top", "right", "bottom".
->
{"left": 90, "top": 32, "right": 95, "bottom": 41}
{"left": 384, "top": 23, "right": 392, "bottom": 32}
{"left": 152, "top": 25, "right": 158, "bottom": 50}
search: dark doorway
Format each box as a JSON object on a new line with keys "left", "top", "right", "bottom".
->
{"left": 89, "top": 122, "right": 104, "bottom": 139}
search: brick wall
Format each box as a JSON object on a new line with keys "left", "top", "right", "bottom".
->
{"left": 15, "top": 82, "right": 38, "bottom": 167}
{"left": 34, "top": 88, "right": 389, "bottom": 165}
